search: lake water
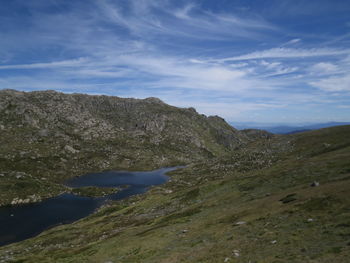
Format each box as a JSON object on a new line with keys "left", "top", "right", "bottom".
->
{"left": 0, "top": 167, "right": 182, "bottom": 247}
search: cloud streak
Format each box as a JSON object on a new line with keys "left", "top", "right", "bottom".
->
{"left": 95, "top": 0, "right": 276, "bottom": 41}
{"left": 0, "top": 58, "right": 87, "bottom": 70}
{"left": 217, "top": 48, "right": 350, "bottom": 62}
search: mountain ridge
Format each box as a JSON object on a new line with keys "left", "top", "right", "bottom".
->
{"left": 0, "top": 89, "right": 261, "bottom": 206}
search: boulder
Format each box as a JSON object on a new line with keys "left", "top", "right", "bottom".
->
{"left": 310, "top": 181, "right": 319, "bottom": 187}
{"left": 64, "top": 145, "right": 79, "bottom": 154}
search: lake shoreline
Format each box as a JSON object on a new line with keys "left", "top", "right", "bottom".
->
{"left": 1, "top": 165, "right": 186, "bottom": 208}
{"left": 0, "top": 166, "right": 184, "bottom": 247}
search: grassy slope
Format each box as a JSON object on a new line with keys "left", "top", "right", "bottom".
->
{"left": 1, "top": 126, "right": 350, "bottom": 262}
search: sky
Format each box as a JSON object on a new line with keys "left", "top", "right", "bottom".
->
{"left": 0, "top": 0, "right": 349, "bottom": 124}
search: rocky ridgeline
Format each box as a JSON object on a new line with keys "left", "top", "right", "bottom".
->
{"left": 0, "top": 89, "right": 273, "bottom": 206}
{"left": 0, "top": 89, "right": 252, "bottom": 157}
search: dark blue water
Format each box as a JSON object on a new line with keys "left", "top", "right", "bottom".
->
{"left": 0, "top": 167, "right": 182, "bottom": 247}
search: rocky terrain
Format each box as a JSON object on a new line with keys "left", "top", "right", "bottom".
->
{"left": 0, "top": 89, "right": 265, "bottom": 206}
{"left": 1, "top": 89, "right": 349, "bottom": 262}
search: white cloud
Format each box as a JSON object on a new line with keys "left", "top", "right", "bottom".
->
{"left": 310, "top": 62, "right": 339, "bottom": 75}
{"left": 263, "top": 67, "right": 299, "bottom": 77}
{"left": 113, "top": 54, "right": 258, "bottom": 92}
{"left": 282, "top": 38, "right": 301, "bottom": 46}
{"left": 289, "top": 38, "right": 301, "bottom": 44}
{"left": 252, "top": 60, "right": 299, "bottom": 77}
{"left": 95, "top": 0, "right": 275, "bottom": 41}
{"left": 310, "top": 74, "right": 350, "bottom": 92}
{"left": 0, "top": 58, "right": 87, "bottom": 70}
{"left": 260, "top": 60, "right": 281, "bottom": 69}
{"left": 218, "top": 48, "right": 350, "bottom": 61}
{"left": 174, "top": 3, "right": 197, "bottom": 19}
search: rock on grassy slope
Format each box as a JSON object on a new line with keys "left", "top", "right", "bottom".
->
{"left": 0, "top": 89, "right": 254, "bottom": 206}
{"left": 1, "top": 114, "right": 349, "bottom": 262}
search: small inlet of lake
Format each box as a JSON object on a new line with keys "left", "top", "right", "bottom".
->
{"left": 0, "top": 166, "right": 182, "bottom": 247}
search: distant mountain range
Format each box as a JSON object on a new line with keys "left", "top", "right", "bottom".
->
{"left": 230, "top": 121, "right": 350, "bottom": 134}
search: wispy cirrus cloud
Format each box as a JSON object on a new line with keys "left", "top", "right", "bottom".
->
{"left": 309, "top": 62, "right": 339, "bottom": 75}
{"left": 308, "top": 55, "right": 350, "bottom": 92}
{"left": 95, "top": 0, "right": 275, "bottom": 41}
{"left": 310, "top": 75, "right": 350, "bottom": 92}
{"left": 0, "top": 58, "right": 87, "bottom": 70}
{"left": 282, "top": 38, "right": 301, "bottom": 46}
{"left": 216, "top": 47, "right": 350, "bottom": 62}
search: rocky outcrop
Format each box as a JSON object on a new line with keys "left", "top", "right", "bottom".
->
{"left": 0, "top": 89, "right": 249, "bottom": 159}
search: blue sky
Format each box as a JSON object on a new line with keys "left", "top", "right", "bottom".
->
{"left": 0, "top": 0, "right": 349, "bottom": 124}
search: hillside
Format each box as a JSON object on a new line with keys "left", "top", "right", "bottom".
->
{"left": 0, "top": 90, "right": 349, "bottom": 262}
{"left": 0, "top": 89, "right": 254, "bottom": 206}
{"left": 0, "top": 125, "right": 348, "bottom": 262}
